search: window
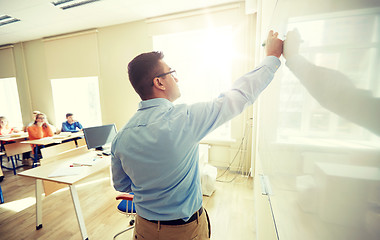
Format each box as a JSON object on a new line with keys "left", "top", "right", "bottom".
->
{"left": 153, "top": 26, "right": 234, "bottom": 139}
{"left": 51, "top": 76, "right": 102, "bottom": 129}
{"left": 0, "top": 77, "right": 23, "bottom": 128}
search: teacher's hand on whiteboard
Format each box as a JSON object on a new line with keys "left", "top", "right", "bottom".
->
{"left": 265, "top": 30, "right": 283, "bottom": 58}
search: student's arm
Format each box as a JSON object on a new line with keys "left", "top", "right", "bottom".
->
{"left": 76, "top": 122, "right": 83, "bottom": 130}
{"left": 44, "top": 124, "right": 54, "bottom": 137}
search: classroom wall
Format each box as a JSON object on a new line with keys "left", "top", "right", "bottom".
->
{"left": 97, "top": 21, "right": 151, "bottom": 129}
{"left": 3, "top": 3, "right": 257, "bottom": 170}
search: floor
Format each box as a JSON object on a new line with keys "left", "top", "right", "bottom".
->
{"left": 0, "top": 161, "right": 256, "bottom": 240}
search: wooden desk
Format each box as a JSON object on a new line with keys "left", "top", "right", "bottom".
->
{"left": 0, "top": 132, "right": 29, "bottom": 172}
{"left": 0, "top": 132, "right": 29, "bottom": 149}
{"left": 18, "top": 147, "right": 110, "bottom": 240}
{"left": 0, "top": 132, "right": 29, "bottom": 141}
{"left": 21, "top": 132, "right": 84, "bottom": 167}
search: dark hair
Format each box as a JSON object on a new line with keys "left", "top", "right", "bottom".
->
{"left": 127, "top": 51, "right": 164, "bottom": 99}
{"left": 66, "top": 113, "right": 73, "bottom": 118}
{"left": 34, "top": 113, "right": 46, "bottom": 125}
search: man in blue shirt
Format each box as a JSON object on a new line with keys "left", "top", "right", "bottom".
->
{"left": 61, "top": 113, "right": 83, "bottom": 132}
{"left": 111, "top": 30, "right": 283, "bottom": 239}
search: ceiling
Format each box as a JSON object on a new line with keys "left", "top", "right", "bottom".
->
{"left": 0, "top": 0, "right": 241, "bottom": 46}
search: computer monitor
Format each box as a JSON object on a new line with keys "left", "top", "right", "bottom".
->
{"left": 83, "top": 124, "right": 117, "bottom": 151}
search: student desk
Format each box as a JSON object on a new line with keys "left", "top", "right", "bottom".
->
{"left": 18, "top": 147, "right": 110, "bottom": 240}
{"left": 0, "top": 132, "right": 29, "bottom": 172}
{"left": 0, "top": 132, "right": 29, "bottom": 150}
{"left": 21, "top": 132, "right": 84, "bottom": 167}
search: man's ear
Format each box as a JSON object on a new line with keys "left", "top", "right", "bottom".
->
{"left": 152, "top": 77, "right": 166, "bottom": 90}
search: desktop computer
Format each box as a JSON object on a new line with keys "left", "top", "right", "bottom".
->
{"left": 83, "top": 124, "right": 117, "bottom": 155}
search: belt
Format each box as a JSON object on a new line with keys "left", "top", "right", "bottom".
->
{"left": 146, "top": 207, "right": 203, "bottom": 226}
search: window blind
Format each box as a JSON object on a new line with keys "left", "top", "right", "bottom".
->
{"left": 0, "top": 46, "right": 16, "bottom": 78}
{"left": 43, "top": 29, "right": 99, "bottom": 79}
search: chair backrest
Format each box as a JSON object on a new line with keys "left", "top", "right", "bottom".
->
{"left": 116, "top": 193, "right": 136, "bottom": 214}
{"left": 76, "top": 138, "right": 87, "bottom": 147}
{"left": 4, "top": 142, "right": 32, "bottom": 157}
{"left": 41, "top": 141, "right": 76, "bottom": 159}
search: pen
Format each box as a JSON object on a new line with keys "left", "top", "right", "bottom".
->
{"left": 70, "top": 163, "right": 92, "bottom": 167}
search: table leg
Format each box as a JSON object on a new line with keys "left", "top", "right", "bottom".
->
{"left": 69, "top": 185, "right": 89, "bottom": 240}
{"left": 36, "top": 179, "right": 43, "bottom": 230}
{"left": 33, "top": 145, "right": 38, "bottom": 168}
{"left": 10, "top": 156, "right": 16, "bottom": 175}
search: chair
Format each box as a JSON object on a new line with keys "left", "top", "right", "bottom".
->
{"left": 114, "top": 193, "right": 136, "bottom": 239}
{"left": 40, "top": 141, "right": 76, "bottom": 196}
{"left": 0, "top": 165, "right": 3, "bottom": 203}
{"left": 3, "top": 142, "right": 33, "bottom": 175}
{"left": 0, "top": 185, "right": 3, "bottom": 204}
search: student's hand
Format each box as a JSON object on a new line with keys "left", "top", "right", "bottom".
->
{"left": 265, "top": 30, "right": 283, "bottom": 58}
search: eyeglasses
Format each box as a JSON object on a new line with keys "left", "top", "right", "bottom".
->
{"left": 152, "top": 70, "right": 177, "bottom": 86}
{"left": 156, "top": 70, "right": 177, "bottom": 78}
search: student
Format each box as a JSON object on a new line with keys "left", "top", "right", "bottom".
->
{"left": 61, "top": 113, "right": 83, "bottom": 132}
{"left": 23, "top": 110, "right": 57, "bottom": 134}
{"left": 0, "top": 116, "right": 19, "bottom": 135}
{"left": 111, "top": 30, "right": 283, "bottom": 239}
{"left": 27, "top": 113, "right": 54, "bottom": 141}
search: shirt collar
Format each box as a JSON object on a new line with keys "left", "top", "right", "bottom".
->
{"left": 138, "top": 98, "right": 173, "bottom": 110}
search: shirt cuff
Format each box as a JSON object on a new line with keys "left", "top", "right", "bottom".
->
{"left": 260, "top": 55, "right": 281, "bottom": 73}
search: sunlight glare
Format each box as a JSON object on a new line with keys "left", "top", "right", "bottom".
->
{"left": 0, "top": 197, "right": 36, "bottom": 213}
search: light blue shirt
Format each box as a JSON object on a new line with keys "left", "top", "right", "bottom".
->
{"left": 61, "top": 121, "right": 83, "bottom": 132}
{"left": 111, "top": 56, "right": 280, "bottom": 221}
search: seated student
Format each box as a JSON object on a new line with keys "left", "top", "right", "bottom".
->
{"left": 0, "top": 116, "right": 20, "bottom": 135}
{"left": 23, "top": 110, "right": 57, "bottom": 133}
{"left": 61, "top": 113, "right": 83, "bottom": 132}
{"left": 27, "top": 113, "right": 54, "bottom": 140}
